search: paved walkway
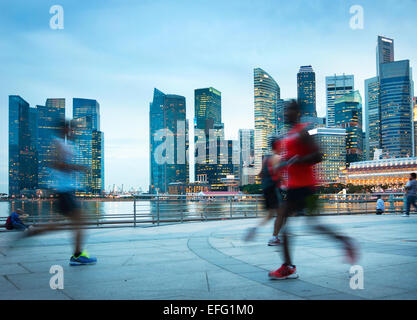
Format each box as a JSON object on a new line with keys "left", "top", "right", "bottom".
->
{"left": 0, "top": 214, "right": 417, "bottom": 300}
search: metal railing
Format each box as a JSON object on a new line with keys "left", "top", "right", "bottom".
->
{"left": 0, "top": 193, "right": 410, "bottom": 231}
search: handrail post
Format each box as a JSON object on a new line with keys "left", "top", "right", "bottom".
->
{"left": 133, "top": 198, "right": 137, "bottom": 228}
{"left": 336, "top": 194, "right": 339, "bottom": 215}
{"left": 230, "top": 196, "right": 233, "bottom": 218}
{"left": 157, "top": 195, "right": 160, "bottom": 226}
{"left": 365, "top": 194, "right": 367, "bottom": 214}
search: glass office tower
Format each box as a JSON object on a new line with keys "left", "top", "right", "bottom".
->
{"left": 326, "top": 75, "right": 354, "bottom": 127}
{"left": 309, "top": 127, "right": 346, "bottom": 184}
{"left": 72, "top": 98, "right": 104, "bottom": 195}
{"left": 149, "top": 89, "right": 189, "bottom": 194}
{"left": 365, "top": 77, "right": 380, "bottom": 160}
{"left": 334, "top": 91, "right": 363, "bottom": 165}
{"left": 8, "top": 96, "right": 37, "bottom": 196}
{"left": 37, "top": 98, "right": 65, "bottom": 189}
{"left": 297, "top": 65, "right": 316, "bottom": 118}
{"left": 380, "top": 60, "right": 413, "bottom": 158}
{"left": 194, "top": 87, "right": 227, "bottom": 187}
{"left": 254, "top": 68, "right": 280, "bottom": 172}
{"left": 238, "top": 129, "right": 255, "bottom": 186}
{"left": 377, "top": 36, "right": 394, "bottom": 76}
{"left": 195, "top": 87, "right": 221, "bottom": 133}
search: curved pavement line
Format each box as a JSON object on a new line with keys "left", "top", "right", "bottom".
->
{"left": 187, "top": 226, "right": 363, "bottom": 300}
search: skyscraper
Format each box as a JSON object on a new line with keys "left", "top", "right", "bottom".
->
{"left": 309, "top": 127, "right": 346, "bottom": 184}
{"left": 238, "top": 129, "right": 255, "bottom": 186}
{"left": 195, "top": 87, "right": 221, "bottom": 133}
{"left": 37, "top": 98, "right": 65, "bottom": 189}
{"left": 334, "top": 91, "right": 363, "bottom": 165}
{"left": 326, "top": 75, "right": 354, "bottom": 127}
{"left": 297, "top": 65, "right": 316, "bottom": 119}
{"left": 364, "top": 77, "right": 380, "bottom": 160}
{"left": 149, "top": 89, "right": 189, "bottom": 194}
{"left": 414, "top": 97, "right": 417, "bottom": 157}
{"left": 254, "top": 68, "right": 280, "bottom": 172}
{"left": 376, "top": 36, "right": 394, "bottom": 76}
{"left": 194, "top": 87, "right": 226, "bottom": 186}
{"left": 72, "top": 98, "right": 104, "bottom": 195}
{"left": 92, "top": 130, "right": 104, "bottom": 194}
{"left": 380, "top": 60, "right": 413, "bottom": 158}
{"left": 8, "top": 96, "right": 37, "bottom": 196}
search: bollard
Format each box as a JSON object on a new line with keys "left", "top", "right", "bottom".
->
{"left": 133, "top": 198, "right": 137, "bottom": 228}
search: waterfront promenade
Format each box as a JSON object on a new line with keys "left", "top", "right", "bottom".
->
{"left": 0, "top": 214, "right": 417, "bottom": 300}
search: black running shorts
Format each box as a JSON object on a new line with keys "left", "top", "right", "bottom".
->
{"left": 286, "top": 187, "right": 318, "bottom": 215}
{"left": 56, "top": 192, "right": 80, "bottom": 217}
{"left": 263, "top": 186, "right": 282, "bottom": 210}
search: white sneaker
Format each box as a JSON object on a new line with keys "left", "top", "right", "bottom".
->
{"left": 402, "top": 214, "right": 410, "bottom": 217}
{"left": 268, "top": 236, "right": 281, "bottom": 246}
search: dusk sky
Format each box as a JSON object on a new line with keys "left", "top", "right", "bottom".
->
{"left": 1, "top": 0, "right": 417, "bottom": 193}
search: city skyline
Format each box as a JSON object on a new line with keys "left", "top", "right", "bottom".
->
{"left": 1, "top": 0, "right": 417, "bottom": 193}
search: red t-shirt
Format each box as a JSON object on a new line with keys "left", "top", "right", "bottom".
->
{"left": 282, "top": 123, "right": 316, "bottom": 189}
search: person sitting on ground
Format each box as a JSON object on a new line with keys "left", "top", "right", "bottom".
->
{"left": 7, "top": 209, "right": 29, "bottom": 231}
{"left": 376, "top": 196, "right": 384, "bottom": 215}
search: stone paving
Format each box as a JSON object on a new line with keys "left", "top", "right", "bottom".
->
{"left": 0, "top": 214, "right": 417, "bottom": 300}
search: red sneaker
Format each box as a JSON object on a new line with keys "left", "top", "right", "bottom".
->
{"left": 269, "top": 264, "right": 299, "bottom": 280}
{"left": 343, "top": 238, "right": 359, "bottom": 264}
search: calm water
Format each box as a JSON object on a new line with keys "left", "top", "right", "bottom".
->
{"left": 0, "top": 199, "right": 263, "bottom": 222}
{"left": 0, "top": 195, "right": 406, "bottom": 223}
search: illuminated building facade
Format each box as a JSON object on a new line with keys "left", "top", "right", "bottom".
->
{"left": 194, "top": 87, "right": 225, "bottom": 185}
{"left": 72, "top": 98, "right": 105, "bottom": 195}
{"left": 297, "top": 65, "right": 317, "bottom": 129}
{"left": 195, "top": 87, "right": 221, "bottom": 131}
{"left": 414, "top": 97, "right": 417, "bottom": 156}
{"left": 343, "top": 157, "right": 417, "bottom": 186}
{"left": 37, "top": 98, "right": 65, "bottom": 189}
{"left": 380, "top": 60, "right": 413, "bottom": 158}
{"left": 377, "top": 36, "right": 394, "bottom": 76}
{"left": 8, "top": 96, "right": 38, "bottom": 196}
{"left": 326, "top": 74, "right": 354, "bottom": 127}
{"left": 238, "top": 129, "right": 255, "bottom": 186}
{"left": 334, "top": 90, "right": 363, "bottom": 165}
{"left": 309, "top": 128, "right": 346, "bottom": 184}
{"left": 149, "top": 89, "right": 189, "bottom": 194}
{"left": 364, "top": 77, "right": 380, "bottom": 160}
{"left": 254, "top": 68, "right": 280, "bottom": 172}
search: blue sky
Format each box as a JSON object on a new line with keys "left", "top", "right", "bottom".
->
{"left": 1, "top": 0, "right": 417, "bottom": 193}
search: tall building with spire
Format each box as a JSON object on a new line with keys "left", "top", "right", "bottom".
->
{"left": 365, "top": 36, "right": 414, "bottom": 160}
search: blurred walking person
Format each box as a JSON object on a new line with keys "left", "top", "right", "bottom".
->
{"left": 268, "top": 100, "right": 358, "bottom": 280}
{"left": 24, "top": 120, "right": 97, "bottom": 266}
{"left": 403, "top": 173, "right": 417, "bottom": 217}
{"left": 244, "top": 137, "right": 286, "bottom": 244}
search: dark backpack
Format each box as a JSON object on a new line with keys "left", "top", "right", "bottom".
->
{"left": 5, "top": 216, "right": 13, "bottom": 230}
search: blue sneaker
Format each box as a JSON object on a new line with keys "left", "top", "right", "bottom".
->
{"left": 70, "top": 250, "right": 97, "bottom": 266}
